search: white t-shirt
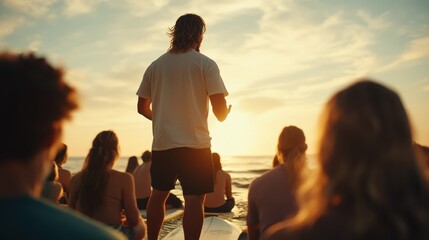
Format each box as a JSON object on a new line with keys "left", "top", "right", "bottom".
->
{"left": 137, "top": 49, "right": 228, "bottom": 150}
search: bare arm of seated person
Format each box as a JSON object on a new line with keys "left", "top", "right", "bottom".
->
{"left": 225, "top": 171, "right": 233, "bottom": 200}
{"left": 121, "top": 173, "right": 146, "bottom": 239}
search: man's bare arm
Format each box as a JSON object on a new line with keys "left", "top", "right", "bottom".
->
{"left": 137, "top": 97, "right": 152, "bottom": 120}
{"left": 209, "top": 93, "right": 231, "bottom": 122}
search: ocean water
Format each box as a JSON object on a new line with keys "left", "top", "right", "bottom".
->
{"left": 64, "top": 155, "right": 315, "bottom": 237}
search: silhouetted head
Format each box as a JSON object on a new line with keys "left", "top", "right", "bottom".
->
{"left": 141, "top": 150, "right": 152, "bottom": 163}
{"left": 84, "top": 130, "right": 119, "bottom": 171}
{"left": 54, "top": 143, "right": 68, "bottom": 166}
{"left": 0, "top": 52, "right": 78, "bottom": 163}
{"left": 212, "top": 152, "right": 222, "bottom": 172}
{"left": 126, "top": 156, "right": 139, "bottom": 173}
{"left": 168, "top": 13, "right": 206, "bottom": 53}
{"left": 318, "top": 80, "right": 414, "bottom": 202}
{"left": 276, "top": 126, "right": 307, "bottom": 189}
{"left": 277, "top": 126, "right": 307, "bottom": 164}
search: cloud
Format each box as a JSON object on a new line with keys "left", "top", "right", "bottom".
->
{"left": 356, "top": 10, "right": 390, "bottom": 29}
{"left": 121, "top": 0, "right": 169, "bottom": 16}
{"left": 0, "top": 16, "right": 25, "bottom": 41}
{"left": 208, "top": 3, "right": 378, "bottom": 98}
{"left": 379, "top": 36, "right": 429, "bottom": 71}
{"left": 237, "top": 96, "right": 285, "bottom": 114}
{"left": 3, "top": 0, "right": 56, "bottom": 16}
{"left": 63, "top": 0, "right": 105, "bottom": 17}
{"left": 401, "top": 36, "right": 429, "bottom": 61}
{"left": 27, "top": 35, "right": 42, "bottom": 52}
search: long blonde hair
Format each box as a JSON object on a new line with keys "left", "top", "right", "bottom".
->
{"left": 289, "top": 80, "right": 429, "bottom": 238}
{"left": 75, "top": 130, "right": 119, "bottom": 216}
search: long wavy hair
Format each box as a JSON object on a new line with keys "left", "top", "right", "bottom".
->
{"left": 75, "top": 130, "right": 119, "bottom": 216}
{"left": 125, "top": 156, "right": 139, "bottom": 174}
{"left": 277, "top": 126, "right": 307, "bottom": 190}
{"left": 212, "top": 152, "right": 223, "bottom": 183}
{"left": 168, "top": 13, "right": 206, "bottom": 53}
{"left": 289, "top": 80, "right": 429, "bottom": 238}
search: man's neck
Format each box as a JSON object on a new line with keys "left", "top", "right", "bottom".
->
{"left": 0, "top": 161, "right": 41, "bottom": 198}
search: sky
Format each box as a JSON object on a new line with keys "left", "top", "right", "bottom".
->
{"left": 1, "top": 0, "right": 428, "bottom": 157}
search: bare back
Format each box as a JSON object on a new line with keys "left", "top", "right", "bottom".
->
{"left": 57, "top": 167, "right": 71, "bottom": 197}
{"left": 204, "top": 170, "right": 232, "bottom": 208}
{"left": 69, "top": 170, "right": 141, "bottom": 226}
{"left": 133, "top": 161, "right": 152, "bottom": 199}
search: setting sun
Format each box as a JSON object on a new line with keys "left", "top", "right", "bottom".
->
{"left": 210, "top": 111, "right": 256, "bottom": 156}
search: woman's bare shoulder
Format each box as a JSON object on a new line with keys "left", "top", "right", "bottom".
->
{"left": 110, "top": 170, "right": 133, "bottom": 182}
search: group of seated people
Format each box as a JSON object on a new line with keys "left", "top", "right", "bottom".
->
{"left": 2, "top": 51, "right": 429, "bottom": 240}
{"left": 127, "top": 150, "right": 235, "bottom": 213}
{"left": 39, "top": 135, "right": 235, "bottom": 240}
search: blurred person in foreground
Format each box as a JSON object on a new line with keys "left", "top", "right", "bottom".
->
{"left": 204, "top": 152, "right": 235, "bottom": 213}
{"left": 0, "top": 52, "right": 125, "bottom": 239}
{"left": 136, "top": 13, "right": 231, "bottom": 240}
{"left": 264, "top": 80, "right": 429, "bottom": 240}
{"left": 69, "top": 130, "right": 146, "bottom": 240}
{"left": 247, "top": 126, "right": 307, "bottom": 240}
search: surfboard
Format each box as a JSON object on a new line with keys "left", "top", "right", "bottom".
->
{"left": 204, "top": 211, "right": 234, "bottom": 218}
{"left": 139, "top": 208, "right": 184, "bottom": 222}
{"left": 163, "top": 216, "right": 242, "bottom": 240}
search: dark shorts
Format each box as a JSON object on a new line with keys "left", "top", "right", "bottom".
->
{"left": 151, "top": 147, "right": 214, "bottom": 195}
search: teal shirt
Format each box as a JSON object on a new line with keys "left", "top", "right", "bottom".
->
{"left": 0, "top": 195, "right": 126, "bottom": 240}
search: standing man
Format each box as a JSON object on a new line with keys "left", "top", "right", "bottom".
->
{"left": 137, "top": 13, "right": 231, "bottom": 240}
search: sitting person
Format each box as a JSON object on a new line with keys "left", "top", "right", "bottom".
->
{"left": 264, "top": 80, "right": 429, "bottom": 240}
{"left": 41, "top": 162, "right": 64, "bottom": 203}
{"left": 204, "top": 152, "right": 235, "bottom": 213}
{"left": 54, "top": 143, "right": 72, "bottom": 204}
{"left": 247, "top": 126, "right": 307, "bottom": 240}
{"left": 0, "top": 52, "right": 124, "bottom": 239}
{"left": 133, "top": 150, "right": 183, "bottom": 210}
{"left": 69, "top": 130, "right": 146, "bottom": 240}
{"left": 126, "top": 156, "right": 139, "bottom": 174}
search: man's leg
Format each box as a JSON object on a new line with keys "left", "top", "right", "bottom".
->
{"left": 147, "top": 189, "right": 170, "bottom": 240}
{"left": 183, "top": 194, "right": 206, "bottom": 240}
